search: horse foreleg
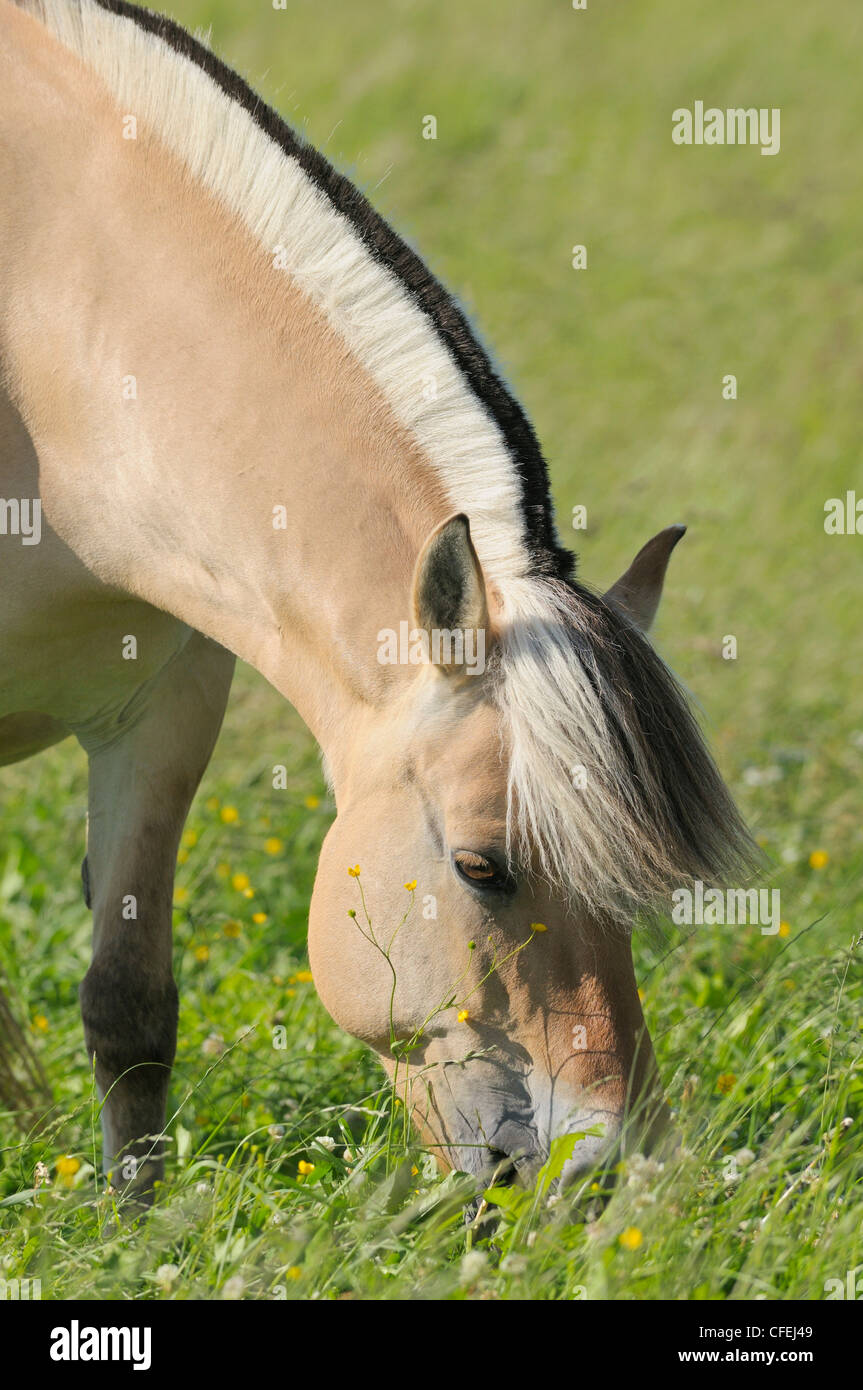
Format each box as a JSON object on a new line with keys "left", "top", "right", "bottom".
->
{"left": 76, "top": 633, "right": 234, "bottom": 1201}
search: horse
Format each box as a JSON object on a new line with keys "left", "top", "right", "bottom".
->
{"left": 0, "top": 0, "right": 755, "bottom": 1199}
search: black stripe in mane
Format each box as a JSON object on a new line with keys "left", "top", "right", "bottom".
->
{"left": 90, "top": 0, "right": 574, "bottom": 581}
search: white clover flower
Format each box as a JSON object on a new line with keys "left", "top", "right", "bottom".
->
{"left": 222, "top": 1275, "right": 245, "bottom": 1300}
{"left": 459, "top": 1251, "right": 488, "bottom": 1283}
{"left": 155, "top": 1264, "right": 180, "bottom": 1290}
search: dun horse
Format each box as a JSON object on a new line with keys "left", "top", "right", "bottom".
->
{"left": 0, "top": 0, "right": 753, "bottom": 1197}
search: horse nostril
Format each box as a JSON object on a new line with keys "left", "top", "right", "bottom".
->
{"left": 485, "top": 1148, "right": 517, "bottom": 1186}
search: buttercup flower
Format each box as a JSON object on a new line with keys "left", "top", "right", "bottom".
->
{"left": 223, "top": 919, "right": 242, "bottom": 938}
{"left": 231, "top": 872, "right": 250, "bottom": 892}
{"left": 808, "top": 850, "right": 829, "bottom": 869}
{"left": 530, "top": 922, "right": 547, "bottom": 933}
{"left": 297, "top": 1160, "right": 315, "bottom": 1176}
{"left": 457, "top": 1009, "right": 470, "bottom": 1023}
{"left": 220, "top": 805, "right": 239, "bottom": 824}
{"left": 264, "top": 838, "right": 283, "bottom": 855}
{"left": 348, "top": 865, "right": 361, "bottom": 877}
{"left": 619, "top": 1227, "right": 643, "bottom": 1251}
{"left": 717, "top": 1073, "right": 736, "bottom": 1095}
{"left": 252, "top": 912, "right": 268, "bottom": 925}
{"left": 404, "top": 879, "right": 417, "bottom": 891}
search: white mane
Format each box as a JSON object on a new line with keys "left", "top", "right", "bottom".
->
{"left": 21, "top": 0, "right": 532, "bottom": 589}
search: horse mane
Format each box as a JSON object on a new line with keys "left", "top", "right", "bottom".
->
{"left": 494, "top": 574, "right": 758, "bottom": 920}
{"left": 18, "top": 0, "right": 570, "bottom": 583}
{"left": 19, "top": 0, "right": 757, "bottom": 919}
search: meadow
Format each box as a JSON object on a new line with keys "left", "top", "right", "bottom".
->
{"left": 0, "top": 0, "right": 860, "bottom": 1300}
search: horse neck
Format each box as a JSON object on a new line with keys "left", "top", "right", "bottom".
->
{"left": 0, "top": 4, "right": 450, "bottom": 751}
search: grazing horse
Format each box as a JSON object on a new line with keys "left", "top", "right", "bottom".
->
{"left": 0, "top": 0, "right": 754, "bottom": 1197}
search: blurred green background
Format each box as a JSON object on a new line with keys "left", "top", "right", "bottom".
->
{"left": 1, "top": 0, "right": 860, "bottom": 1299}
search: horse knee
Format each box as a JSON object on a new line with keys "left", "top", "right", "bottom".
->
{"left": 79, "top": 961, "right": 178, "bottom": 1084}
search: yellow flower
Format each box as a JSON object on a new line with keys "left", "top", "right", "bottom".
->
{"left": 264, "top": 837, "right": 283, "bottom": 856}
{"left": 194, "top": 945, "right": 210, "bottom": 963}
{"left": 297, "top": 1160, "right": 315, "bottom": 1176}
{"left": 205, "top": 796, "right": 220, "bottom": 812}
{"left": 287, "top": 1266, "right": 302, "bottom": 1280}
{"left": 32, "top": 1014, "right": 49, "bottom": 1033}
{"left": 716, "top": 1072, "right": 736, "bottom": 1095}
{"left": 220, "top": 805, "right": 239, "bottom": 824}
{"left": 808, "top": 850, "right": 829, "bottom": 870}
{"left": 56, "top": 1155, "right": 80, "bottom": 1179}
{"left": 530, "top": 922, "right": 547, "bottom": 933}
{"left": 404, "top": 879, "right": 417, "bottom": 891}
{"left": 638, "top": 988, "right": 645, "bottom": 1002}
{"left": 216, "top": 861, "right": 231, "bottom": 880}
{"left": 252, "top": 912, "right": 268, "bottom": 925}
{"left": 243, "top": 887, "right": 255, "bottom": 899}
{"left": 411, "top": 1165, "right": 419, "bottom": 1176}
{"left": 231, "top": 872, "right": 251, "bottom": 892}
{"left": 177, "top": 848, "right": 189, "bottom": 865}
{"left": 222, "top": 920, "right": 242, "bottom": 938}
{"left": 457, "top": 1009, "right": 470, "bottom": 1023}
{"left": 779, "top": 920, "right": 790, "bottom": 938}
{"left": 619, "top": 1226, "right": 643, "bottom": 1251}
{"left": 294, "top": 970, "right": 313, "bottom": 983}
{"left": 285, "top": 988, "right": 296, "bottom": 999}
{"left": 304, "top": 795, "right": 320, "bottom": 810}
{"left": 348, "top": 865, "right": 361, "bottom": 877}
{"left": 182, "top": 829, "right": 198, "bottom": 849}
{"left": 174, "top": 886, "right": 189, "bottom": 904}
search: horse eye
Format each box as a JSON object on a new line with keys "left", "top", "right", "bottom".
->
{"left": 452, "top": 851, "right": 512, "bottom": 892}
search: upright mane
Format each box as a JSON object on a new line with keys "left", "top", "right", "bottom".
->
{"left": 19, "top": 0, "right": 756, "bottom": 919}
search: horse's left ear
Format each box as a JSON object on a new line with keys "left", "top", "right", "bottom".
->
{"left": 411, "top": 513, "right": 489, "bottom": 676}
{"left": 604, "top": 524, "right": 687, "bottom": 633}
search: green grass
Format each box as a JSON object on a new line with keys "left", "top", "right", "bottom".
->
{"left": 1, "top": 0, "right": 861, "bottom": 1299}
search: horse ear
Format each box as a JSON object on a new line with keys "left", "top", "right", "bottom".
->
{"left": 411, "top": 514, "right": 489, "bottom": 676}
{"left": 604, "top": 524, "right": 687, "bottom": 633}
